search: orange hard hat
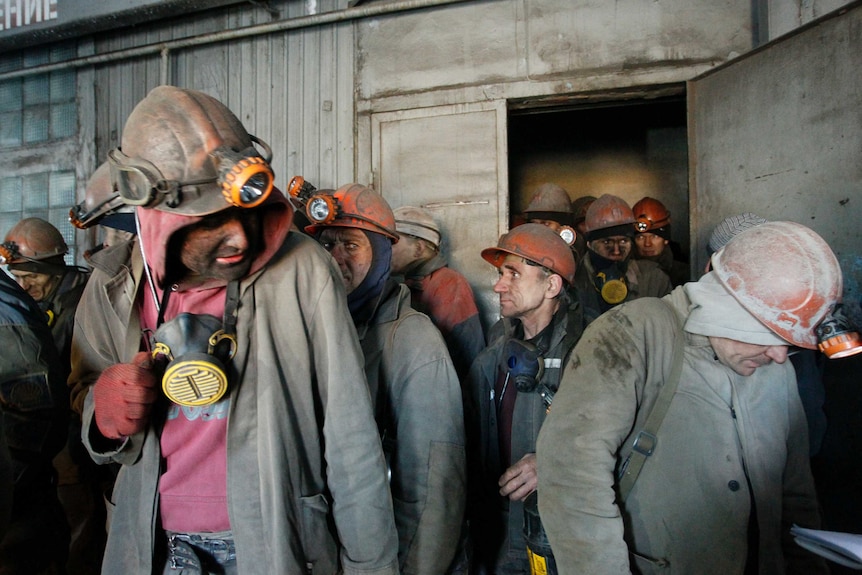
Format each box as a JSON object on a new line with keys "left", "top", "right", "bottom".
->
{"left": 304, "top": 183, "right": 399, "bottom": 242}
{"left": 481, "top": 223, "right": 575, "bottom": 284}
{"left": 712, "top": 221, "right": 842, "bottom": 349}
{"left": 632, "top": 197, "right": 671, "bottom": 233}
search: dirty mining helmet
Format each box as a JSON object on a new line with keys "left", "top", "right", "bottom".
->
{"left": 524, "top": 183, "right": 577, "bottom": 246}
{"left": 481, "top": 223, "right": 576, "bottom": 285}
{"left": 108, "top": 85, "right": 274, "bottom": 216}
{"left": 393, "top": 205, "right": 441, "bottom": 249}
{"left": 711, "top": 221, "right": 857, "bottom": 353}
{"left": 584, "top": 194, "right": 636, "bottom": 241}
{"left": 303, "top": 183, "right": 399, "bottom": 242}
{"left": 1, "top": 217, "right": 68, "bottom": 273}
{"left": 70, "top": 161, "right": 136, "bottom": 232}
{"left": 632, "top": 196, "right": 671, "bottom": 235}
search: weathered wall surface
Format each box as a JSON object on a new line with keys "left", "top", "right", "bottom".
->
{"left": 690, "top": 3, "right": 862, "bottom": 314}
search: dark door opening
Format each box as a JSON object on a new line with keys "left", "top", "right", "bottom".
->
{"left": 508, "top": 96, "right": 690, "bottom": 262}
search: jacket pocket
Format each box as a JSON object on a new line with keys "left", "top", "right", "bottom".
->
{"left": 630, "top": 549, "right": 670, "bottom": 571}
{"left": 300, "top": 493, "right": 339, "bottom": 575}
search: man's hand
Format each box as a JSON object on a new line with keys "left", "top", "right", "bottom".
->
{"left": 498, "top": 453, "right": 537, "bottom": 501}
{"left": 93, "top": 352, "right": 158, "bottom": 439}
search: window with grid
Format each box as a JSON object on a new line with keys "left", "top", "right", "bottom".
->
{"left": 0, "top": 43, "right": 79, "bottom": 264}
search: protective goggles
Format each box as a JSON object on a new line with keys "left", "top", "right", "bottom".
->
{"left": 815, "top": 304, "right": 862, "bottom": 359}
{"left": 107, "top": 135, "right": 274, "bottom": 211}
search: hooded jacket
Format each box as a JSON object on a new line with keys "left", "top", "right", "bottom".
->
{"left": 536, "top": 286, "right": 827, "bottom": 574}
{"left": 354, "top": 279, "right": 466, "bottom": 575}
{"left": 70, "top": 196, "right": 399, "bottom": 575}
{"left": 402, "top": 253, "right": 485, "bottom": 382}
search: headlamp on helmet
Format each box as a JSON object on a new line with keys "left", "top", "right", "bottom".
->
{"left": 0, "top": 242, "right": 17, "bottom": 265}
{"left": 217, "top": 137, "right": 274, "bottom": 208}
{"left": 287, "top": 175, "right": 318, "bottom": 204}
{"left": 69, "top": 193, "right": 127, "bottom": 230}
{"left": 108, "top": 135, "right": 274, "bottom": 211}
{"left": 815, "top": 304, "right": 862, "bottom": 359}
{"left": 287, "top": 175, "right": 339, "bottom": 225}
{"left": 558, "top": 226, "right": 577, "bottom": 246}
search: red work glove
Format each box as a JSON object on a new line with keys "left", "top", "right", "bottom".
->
{"left": 93, "top": 351, "right": 159, "bottom": 440}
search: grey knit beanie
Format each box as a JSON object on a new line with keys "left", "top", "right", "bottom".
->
{"left": 707, "top": 213, "right": 768, "bottom": 255}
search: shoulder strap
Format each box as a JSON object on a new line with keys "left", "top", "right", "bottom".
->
{"left": 617, "top": 302, "right": 685, "bottom": 502}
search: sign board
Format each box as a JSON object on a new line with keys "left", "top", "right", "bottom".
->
{"left": 0, "top": 0, "right": 245, "bottom": 51}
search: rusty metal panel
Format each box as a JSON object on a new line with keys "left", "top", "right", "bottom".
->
{"left": 689, "top": 2, "right": 862, "bottom": 307}
{"left": 371, "top": 101, "right": 508, "bottom": 330}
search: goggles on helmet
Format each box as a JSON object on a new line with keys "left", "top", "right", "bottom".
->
{"left": 815, "top": 304, "right": 862, "bottom": 359}
{"left": 108, "top": 135, "right": 274, "bottom": 211}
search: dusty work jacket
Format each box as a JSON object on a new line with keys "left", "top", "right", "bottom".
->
{"left": 72, "top": 233, "right": 399, "bottom": 575}
{"left": 403, "top": 254, "right": 485, "bottom": 382}
{"left": 536, "top": 287, "right": 827, "bottom": 575}
{"left": 0, "top": 273, "right": 69, "bottom": 567}
{"left": 466, "top": 303, "right": 584, "bottom": 571}
{"left": 356, "top": 280, "right": 466, "bottom": 575}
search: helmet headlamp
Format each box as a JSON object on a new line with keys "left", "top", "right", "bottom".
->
{"left": 0, "top": 242, "right": 16, "bottom": 265}
{"left": 635, "top": 218, "right": 651, "bottom": 233}
{"left": 815, "top": 304, "right": 862, "bottom": 359}
{"left": 306, "top": 194, "right": 339, "bottom": 225}
{"left": 69, "top": 193, "right": 127, "bottom": 230}
{"left": 558, "top": 226, "right": 576, "bottom": 246}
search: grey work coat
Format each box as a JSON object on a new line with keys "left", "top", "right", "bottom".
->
{"left": 536, "top": 287, "right": 827, "bottom": 574}
{"left": 72, "top": 233, "right": 400, "bottom": 575}
{"left": 356, "top": 280, "right": 466, "bottom": 575}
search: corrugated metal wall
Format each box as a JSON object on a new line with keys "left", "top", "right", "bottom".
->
{"left": 91, "top": 0, "right": 356, "bottom": 195}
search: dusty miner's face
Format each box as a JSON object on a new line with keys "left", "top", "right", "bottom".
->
{"left": 177, "top": 208, "right": 261, "bottom": 283}
{"left": 319, "top": 227, "right": 373, "bottom": 295}
{"left": 709, "top": 336, "right": 789, "bottom": 376}
{"left": 10, "top": 269, "right": 59, "bottom": 302}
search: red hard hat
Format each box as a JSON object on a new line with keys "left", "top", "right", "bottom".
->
{"left": 712, "top": 221, "right": 842, "bottom": 349}
{"left": 304, "top": 184, "right": 399, "bottom": 242}
{"left": 481, "top": 223, "right": 576, "bottom": 284}
{"left": 632, "top": 197, "right": 671, "bottom": 232}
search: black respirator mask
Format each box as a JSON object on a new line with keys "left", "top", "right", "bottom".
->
{"left": 503, "top": 338, "right": 545, "bottom": 393}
